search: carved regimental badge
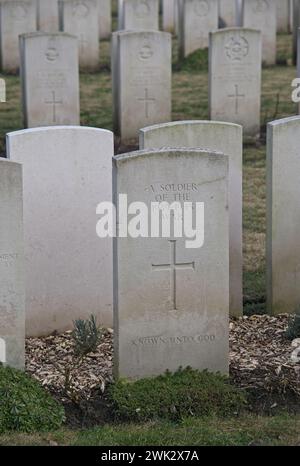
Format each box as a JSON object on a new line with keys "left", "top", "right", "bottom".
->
{"left": 225, "top": 35, "right": 249, "bottom": 61}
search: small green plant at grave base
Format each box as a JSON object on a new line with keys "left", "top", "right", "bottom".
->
{"left": 285, "top": 307, "right": 300, "bottom": 341}
{"left": 72, "top": 314, "right": 101, "bottom": 357}
{"left": 174, "top": 49, "right": 209, "bottom": 72}
{"left": 0, "top": 365, "right": 65, "bottom": 433}
{"left": 55, "top": 315, "right": 103, "bottom": 403}
{"left": 109, "top": 367, "right": 247, "bottom": 423}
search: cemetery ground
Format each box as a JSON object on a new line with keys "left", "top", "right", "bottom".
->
{"left": 1, "top": 32, "right": 300, "bottom": 445}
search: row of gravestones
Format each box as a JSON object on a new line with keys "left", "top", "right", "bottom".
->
{"left": 0, "top": 0, "right": 111, "bottom": 72}
{"left": 17, "top": 26, "right": 268, "bottom": 140}
{"left": 1, "top": 116, "right": 299, "bottom": 378}
{"left": 4, "top": 26, "right": 264, "bottom": 138}
{"left": 0, "top": 0, "right": 292, "bottom": 73}
{"left": 3, "top": 3, "right": 298, "bottom": 140}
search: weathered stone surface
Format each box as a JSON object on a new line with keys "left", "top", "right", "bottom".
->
{"left": 266, "top": 116, "right": 300, "bottom": 315}
{"left": 7, "top": 126, "right": 114, "bottom": 336}
{"left": 242, "top": 0, "right": 276, "bottom": 65}
{"left": 0, "top": 158, "right": 25, "bottom": 369}
{"left": 276, "top": 0, "right": 291, "bottom": 32}
{"left": 178, "top": 0, "right": 219, "bottom": 58}
{"left": 114, "top": 148, "right": 229, "bottom": 379}
{"left": 37, "top": 0, "right": 59, "bottom": 32}
{"left": 61, "top": 0, "right": 99, "bottom": 71}
{"left": 112, "top": 30, "right": 171, "bottom": 142}
{"left": 19, "top": 32, "right": 80, "bottom": 128}
{"left": 219, "top": 0, "right": 237, "bottom": 27}
{"left": 209, "top": 27, "right": 262, "bottom": 139}
{"left": 0, "top": 0, "right": 37, "bottom": 72}
{"left": 140, "top": 120, "right": 243, "bottom": 317}
{"left": 162, "top": 0, "right": 175, "bottom": 32}
{"left": 118, "top": 0, "right": 159, "bottom": 30}
{"left": 98, "top": 0, "right": 111, "bottom": 39}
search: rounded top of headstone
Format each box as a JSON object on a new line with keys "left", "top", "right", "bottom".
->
{"left": 140, "top": 120, "right": 243, "bottom": 134}
{"left": 114, "top": 147, "right": 228, "bottom": 165}
{"left": 19, "top": 32, "right": 78, "bottom": 40}
{"left": 210, "top": 27, "right": 261, "bottom": 36}
{"left": 267, "top": 115, "right": 300, "bottom": 129}
{"left": 0, "top": 157, "right": 22, "bottom": 168}
{"left": 112, "top": 29, "right": 171, "bottom": 38}
{"left": 6, "top": 127, "right": 114, "bottom": 150}
{"left": 7, "top": 126, "right": 113, "bottom": 138}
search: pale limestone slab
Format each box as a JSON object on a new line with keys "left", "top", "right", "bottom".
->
{"left": 209, "top": 27, "right": 262, "bottom": 139}
{"left": 219, "top": 0, "right": 237, "bottom": 27}
{"left": 61, "top": 0, "right": 99, "bottom": 71}
{"left": 0, "top": 0, "right": 37, "bottom": 72}
{"left": 276, "top": 0, "right": 291, "bottom": 32}
{"left": 178, "top": 0, "right": 219, "bottom": 58}
{"left": 37, "top": 0, "right": 59, "bottom": 32}
{"left": 114, "top": 148, "right": 229, "bottom": 379}
{"left": 98, "top": 0, "right": 111, "bottom": 39}
{"left": 266, "top": 116, "right": 300, "bottom": 315}
{"left": 7, "top": 126, "right": 113, "bottom": 336}
{"left": 139, "top": 120, "right": 243, "bottom": 317}
{"left": 162, "top": 0, "right": 175, "bottom": 32}
{"left": 0, "top": 158, "right": 25, "bottom": 369}
{"left": 19, "top": 32, "right": 80, "bottom": 128}
{"left": 112, "top": 30, "right": 171, "bottom": 142}
{"left": 117, "top": 0, "right": 123, "bottom": 29}
{"left": 119, "top": 0, "right": 159, "bottom": 30}
{"left": 242, "top": 0, "right": 276, "bottom": 65}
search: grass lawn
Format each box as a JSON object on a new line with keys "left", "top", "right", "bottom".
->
{"left": 0, "top": 414, "right": 299, "bottom": 446}
{"left": 0, "top": 15, "right": 299, "bottom": 444}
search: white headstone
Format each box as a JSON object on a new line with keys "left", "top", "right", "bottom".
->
{"left": 0, "top": 0, "right": 37, "bottom": 72}
{"left": 162, "top": 0, "right": 175, "bottom": 32}
{"left": 0, "top": 78, "right": 6, "bottom": 102}
{"left": 209, "top": 27, "right": 262, "bottom": 139}
{"left": 118, "top": 0, "right": 159, "bottom": 30}
{"left": 98, "top": 0, "right": 111, "bottom": 39}
{"left": 276, "top": 0, "right": 291, "bottom": 32}
{"left": 242, "top": 0, "right": 276, "bottom": 65}
{"left": 219, "top": 0, "right": 237, "bottom": 27}
{"left": 112, "top": 30, "right": 172, "bottom": 142}
{"left": 19, "top": 32, "right": 80, "bottom": 128}
{"left": 266, "top": 116, "right": 300, "bottom": 315}
{"left": 178, "top": 0, "right": 219, "bottom": 58}
{"left": 139, "top": 120, "right": 243, "bottom": 317}
{"left": 117, "top": 0, "right": 123, "bottom": 29}
{"left": 114, "top": 148, "right": 229, "bottom": 379}
{"left": 61, "top": 0, "right": 99, "bottom": 70}
{"left": 7, "top": 127, "right": 113, "bottom": 337}
{"left": 0, "top": 158, "right": 25, "bottom": 369}
{"left": 37, "top": 0, "right": 59, "bottom": 32}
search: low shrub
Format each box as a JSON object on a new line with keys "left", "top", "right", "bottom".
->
{"left": 109, "top": 367, "right": 246, "bottom": 422}
{"left": 285, "top": 307, "right": 300, "bottom": 340}
{"left": 0, "top": 365, "right": 65, "bottom": 433}
{"left": 174, "top": 49, "right": 208, "bottom": 72}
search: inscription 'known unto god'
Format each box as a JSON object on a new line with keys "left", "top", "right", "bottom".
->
{"left": 132, "top": 334, "right": 216, "bottom": 346}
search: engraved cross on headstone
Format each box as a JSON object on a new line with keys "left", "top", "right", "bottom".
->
{"left": 152, "top": 240, "right": 195, "bottom": 310}
{"left": 228, "top": 84, "right": 245, "bottom": 115}
{"left": 138, "top": 88, "right": 155, "bottom": 118}
{"left": 45, "top": 91, "right": 63, "bottom": 122}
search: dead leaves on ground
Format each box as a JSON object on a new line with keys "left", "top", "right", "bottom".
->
{"left": 26, "top": 315, "right": 300, "bottom": 403}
